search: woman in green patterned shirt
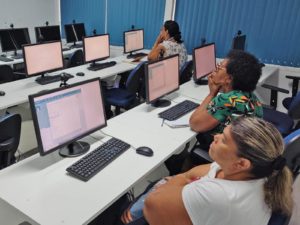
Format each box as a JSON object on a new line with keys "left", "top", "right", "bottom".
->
{"left": 189, "top": 50, "right": 263, "bottom": 150}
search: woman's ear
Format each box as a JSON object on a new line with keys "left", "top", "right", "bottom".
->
{"left": 234, "top": 158, "right": 252, "bottom": 171}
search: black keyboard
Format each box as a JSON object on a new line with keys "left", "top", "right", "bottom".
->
{"left": 127, "top": 52, "right": 147, "bottom": 59}
{"left": 36, "top": 73, "right": 74, "bottom": 85}
{"left": 158, "top": 100, "right": 199, "bottom": 121}
{"left": 66, "top": 137, "right": 130, "bottom": 181}
{"left": 87, "top": 61, "right": 117, "bottom": 71}
{"left": 0, "top": 56, "right": 13, "bottom": 62}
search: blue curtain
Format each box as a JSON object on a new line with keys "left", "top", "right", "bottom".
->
{"left": 175, "top": 0, "right": 300, "bottom": 67}
{"left": 107, "top": 0, "right": 165, "bottom": 48}
{"left": 60, "top": 0, "right": 106, "bottom": 38}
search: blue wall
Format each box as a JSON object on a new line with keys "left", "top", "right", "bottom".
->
{"left": 175, "top": 0, "right": 300, "bottom": 67}
{"left": 107, "top": 0, "right": 165, "bottom": 48}
{"left": 60, "top": 0, "right": 106, "bottom": 37}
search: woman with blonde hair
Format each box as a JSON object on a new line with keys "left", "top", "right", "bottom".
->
{"left": 142, "top": 117, "right": 293, "bottom": 225}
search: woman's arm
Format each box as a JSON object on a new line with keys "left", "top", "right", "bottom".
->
{"left": 189, "top": 75, "right": 221, "bottom": 132}
{"left": 148, "top": 33, "right": 166, "bottom": 61}
{"left": 143, "top": 174, "right": 192, "bottom": 225}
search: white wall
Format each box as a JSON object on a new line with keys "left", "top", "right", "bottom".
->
{"left": 0, "top": 0, "right": 60, "bottom": 44}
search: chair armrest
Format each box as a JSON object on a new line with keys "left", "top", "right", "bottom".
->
{"left": 286, "top": 75, "right": 300, "bottom": 81}
{"left": 262, "top": 104, "right": 275, "bottom": 110}
{"left": 192, "top": 147, "right": 213, "bottom": 163}
{"left": 0, "top": 137, "right": 15, "bottom": 152}
{"left": 261, "top": 84, "right": 289, "bottom": 109}
{"left": 286, "top": 75, "right": 300, "bottom": 97}
{"left": 261, "top": 84, "right": 289, "bottom": 94}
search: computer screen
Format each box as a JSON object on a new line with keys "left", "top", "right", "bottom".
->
{"left": 0, "top": 28, "right": 31, "bottom": 52}
{"left": 83, "top": 34, "right": 110, "bottom": 63}
{"left": 29, "top": 78, "right": 106, "bottom": 157}
{"left": 23, "top": 41, "right": 64, "bottom": 80}
{"left": 193, "top": 43, "right": 216, "bottom": 84}
{"left": 124, "top": 29, "right": 144, "bottom": 54}
{"left": 35, "top": 25, "right": 61, "bottom": 43}
{"left": 232, "top": 35, "right": 246, "bottom": 50}
{"left": 64, "top": 23, "right": 86, "bottom": 43}
{"left": 145, "top": 54, "right": 179, "bottom": 107}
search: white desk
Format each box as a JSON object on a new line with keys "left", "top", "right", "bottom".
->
{"left": 0, "top": 93, "right": 202, "bottom": 225}
{"left": 0, "top": 55, "right": 137, "bottom": 110}
{"left": 0, "top": 48, "right": 80, "bottom": 66}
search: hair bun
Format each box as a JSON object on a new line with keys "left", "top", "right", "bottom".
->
{"left": 272, "top": 156, "right": 286, "bottom": 171}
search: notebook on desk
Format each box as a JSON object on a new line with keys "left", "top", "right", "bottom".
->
{"left": 163, "top": 113, "right": 190, "bottom": 128}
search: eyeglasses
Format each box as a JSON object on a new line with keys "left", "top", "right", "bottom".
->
{"left": 216, "top": 63, "right": 226, "bottom": 72}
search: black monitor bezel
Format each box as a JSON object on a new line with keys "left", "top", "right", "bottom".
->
{"left": 64, "top": 23, "right": 86, "bottom": 43}
{"left": 22, "top": 41, "right": 64, "bottom": 78}
{"left": 123, "top": 29, "right": 144, "bottom": 54}
{"left": 29, "top": 78, "right": 107, "bottom": 156}
{"left": 83, "top": 34, "right": 110, "bottom": 64}
{"left": 192, "top": 42, "right": 216, "bottom": 83}
{"left": 35, "top": 25, "right": 61, "bottom": 43}
{"left": 145, "top": 54, "right": 180, "bottom": 105}
{"left": 0, "top": 28, "right": 31, "bottom": 52}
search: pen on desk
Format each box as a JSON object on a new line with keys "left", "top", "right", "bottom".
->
{"left": 161, "top": 119, "right": 165, "bottom": 127}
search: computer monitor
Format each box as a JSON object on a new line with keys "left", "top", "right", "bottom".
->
{"left": 83, "top": 34, "right": 110, "bottom": 68}
{"left": 0, "top": 28, "right": 31, "bottom": 53}
{"left": 35, "top": 25, "right": 61, "bottom": 43}
{"left": 232, "top": 34, "right": 246, "bottom": 50}
{"left": 145, "top": 54, "right": 179, "bottom": 107}
{"left": 64, "top": 23, "right": 86, "bottom": 47}
{"left": 123, "top": 29, "right": 144, "bottom": 58}
{"left": 193, "top": 43, "right": 216, "bottom": 85}
{"left": 29, "top": 78, "right": 107, "bottom": 157}
{"left": 23, "top": 41, "right": 64, "bottom": 84}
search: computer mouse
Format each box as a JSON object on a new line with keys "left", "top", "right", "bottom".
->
{"left": 136, "top": 146, "right": 154, "bottom": 157}
{"left": 0, "top": 91, "right": 5, "bottom": 96}
{"left": 76, "top": 72, "right": 85, "bottom": 76}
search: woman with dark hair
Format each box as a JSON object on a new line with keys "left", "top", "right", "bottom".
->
{"left": 189, "top": 50, "right": 263, "bottom": 150}
{"left": 143, "top": 117, "right": 293, "bottom": 225}
{"left": 148, "top": 20, "right": 187, "bottom": 69}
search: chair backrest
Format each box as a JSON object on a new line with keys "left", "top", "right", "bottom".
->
{"left": 0, "top": 113, "right": 21, "bottom": 169}
{"left": 288, "top": 92, "right": 300, "bottom": 120}
{"left": 179, "top": 60, "right": 193, "bottom": 85}
{"left": 284, "top": 128, "right": 300, "bottom": 176}
{"left": 66, "top": 49, "right": 84, "bottom": 68}
{"left": 126, "top": 62, "right": 146, "bottom": 94}
{"left": 0, "top": 65, "right": 15, "bottom": 84}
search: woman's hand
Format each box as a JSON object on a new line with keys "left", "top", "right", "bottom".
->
{"left": 208, "top": 74, "right": 221, "bottom": 97}
{"left": 155, "top": 32, "right": 164, "bottom": 45}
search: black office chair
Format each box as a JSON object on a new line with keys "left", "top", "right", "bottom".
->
{"left": 0, "top": 113, "right": 21, "bottom": 169}
{"left": 262, "top": 83, "right": 300, "bottom": 136}
{"left": 232, "top": 30, "right": 246, "bottom": 51}
{"left": 65, "top": 49, "right": 84, "bottom": 68}
{"left": 0, "top": 65, "right": 25, "bottom": 83}
{"left": 281, "top": 75, "right": 300, "bottom": 110}
{"left": 179, "top": 60, "right": 193, "bottom": 85}
{"left": 105, "top": 62, "right": 146, "bottom": 115}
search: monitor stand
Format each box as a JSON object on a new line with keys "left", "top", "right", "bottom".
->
{"left": 59, "top": 141, "right": 90, "bottom": 157}
{"left": 151, "top": 99, "right": 171, "bottom": 108}
{"left": 71, "top": 41, "right": 82, "bottom": 48}
{"left": 11, "top": 50, "right": 23, "bottom": 59}
{"left": 127, "top": 51, "right": 147, "bottom": 59}
{"left": 194, "top": 77, "right": 208, "bottom": 85}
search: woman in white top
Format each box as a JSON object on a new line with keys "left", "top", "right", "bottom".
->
{"left": 148, "top": 20, "right": 187, "bottom": 69}
{"left": 143, "top": 117, "right": 293, "bottom": 225}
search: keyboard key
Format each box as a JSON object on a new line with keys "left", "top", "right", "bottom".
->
{"left": 158, "top": 100, "right": 199, "bottom": 121}
{"left": 66, "top": 137, "right": 130, "bottom": 181}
